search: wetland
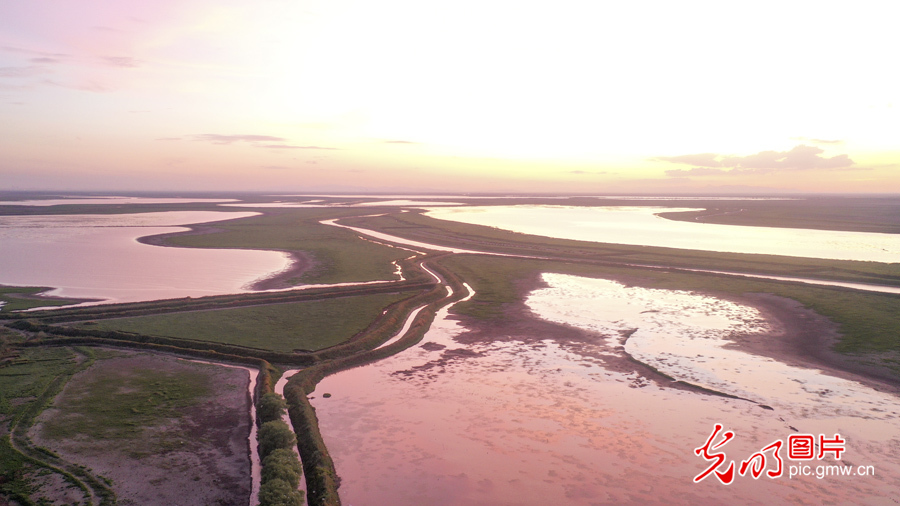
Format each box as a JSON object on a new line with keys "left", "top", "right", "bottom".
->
{"left": 1, "top": 193, "right": 899, "bottom": 505}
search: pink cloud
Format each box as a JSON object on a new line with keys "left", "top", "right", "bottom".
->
{"left": 657, "top": 145, "right": 855, "bottom": 176}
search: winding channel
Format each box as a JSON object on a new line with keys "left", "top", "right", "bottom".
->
{"left": 321, "top": 218, "right": 900, "bottom": 295}
{"left": 194, "top": 216, "right": 899, "bottom": 505}
{"left": 308, "top": 218, "right": 900, "bottom": 504}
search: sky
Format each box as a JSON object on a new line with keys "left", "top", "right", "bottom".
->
{"left": 1, "top": 0, "right": 898, "bottom": 194}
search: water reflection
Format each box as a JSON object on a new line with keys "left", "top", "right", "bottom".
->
{"left": 0, "top": 196, "right": 237, "bottom": 206}
{"left": 0, "top": 211, "right": 290, "bottom": 305}
{"left": 425, "top": 205, "right": 900, "bottom": 263}
{"left": 312, "top": 277, "right": 899, "bottom": 504}
{"left": 528, "top": 274, "right": 900, "bottom": 434}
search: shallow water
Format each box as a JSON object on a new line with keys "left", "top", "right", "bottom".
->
{"left": 529, "top": 274, "right": 900, "bottom": 435}
{"left": 0, "top": 196, "right": 237, "bottom": 206}
{"left": 311, "top": 276, "right": 900, "bottom": 504}
{"left": 0, "top": 211, "right": 290, "bottom": 305}
{"left": 425, "top": 205, "right": 900, "bottom": 263}
{"left": 224, "top": 199, "right": 463, "bottom": 208}
{"left": 325, "top": 218, "right": 900, "bottom": 295}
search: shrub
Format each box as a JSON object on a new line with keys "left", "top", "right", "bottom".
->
{"left": 261, "top": 448, "right": 302, "bottom": 488}
{"left": 258, "top": 420, "right": 296, "bottom": 459}
{"left": 259, "top": 480, "right": 305, "bottom": 506}
{"left": 257, "top": 392, "right": 287, "bottom": 424}
{"left": 258, "top": 478, "right": 304, "bottom": 506}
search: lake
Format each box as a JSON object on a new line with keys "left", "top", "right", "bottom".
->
{"left": 0, "top": 211, "right": 290, "bottom": 306}
{"left": 425, "top": 205, "right": 900, "bottom": 263}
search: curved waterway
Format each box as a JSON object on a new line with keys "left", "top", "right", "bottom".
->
{"left": 311, "top": 274, "right": 900, "bottom": 504}
{"left": 425, "top": 205, "right": 900, "bottom": 263}
{"left": 323, "top": 219, "right": 900, "bottom": 295}
{"left": 0, "top": 211, "right": 291, "bottom": 305}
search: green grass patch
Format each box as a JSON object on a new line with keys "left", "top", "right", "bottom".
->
{"left": 0, "top": 287, "right": 83, "bottom": 313}
{"left": 38, "top": 365, "right": 211, "bottom": 442}
{"left": 0, "top": 347, "right": 84, "bottom": 503}
{"left": 87, "top": 291, "right": 416, "bottom": 352}
{"left": 0, "top": 347, "right": 78, "bottom": 417}
{"left": 160, "top": 208, "right": 411, "bottom": 285}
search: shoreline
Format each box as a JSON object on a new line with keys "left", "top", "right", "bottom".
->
{"left": 136, "top": 216, "right": 317, "bottom": 292}
{"left": 249, "top": 250, "right": 316, "bottom": 291}
{"left": 730, "top": 292, "right": 900, "bottom": 392}
{"left": 446, "top": 269, "right": 900, "bottom": 400}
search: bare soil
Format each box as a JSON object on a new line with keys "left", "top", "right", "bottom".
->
{"left": 30, "top": 351, "right": 253, "bottom": 506}
{"left": 249, "top": 250, "right": 316, "bottom": 290}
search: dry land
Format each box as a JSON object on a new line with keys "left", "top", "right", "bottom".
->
{"left": 86, "top": 291, "right": 417, "bottom": 352}
{"left": 29, "top": 351, "right": 252, "bottom": 506}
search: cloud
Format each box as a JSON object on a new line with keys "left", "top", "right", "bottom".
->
{"left": 103, "top": 56, "right": 140, "bottom": 68}
{"left": 42, "top": 79, "right": 114, "bottom": 93}
{"left": 191, "top": 134, "right": 286, "bottom": 144}
{"left": 190, "top": 134, "right": 338, "bottom": 150}
{"left": 259, "top": 144, "right": 338, "bottom": 150}
{"left": 1, "top": 46, "right": 69, "bottom": 59}
{"left": 569, "top": 170, "right": 608, "bottom": 175}
{"left": 384, "top": 140, "right": 418, "bottom": 144}
{"left": 657, "top": 145, "right": 855, "bottom": 176}
{"left": 0, "top": 66, "right": 49, "bottom": 78}
{"left": 792, "top": 136, "right": 844, "bottom": 145}
{"left": 664, "top": 167, "right": 728, "bottom": 177}
{"left": 30, "top": 57, "right": 61, "bottom": 64}
{"left": 653, "top": 153, "right": 723, "bottom": 167}
{"left": 155, "top": 137, "right": 182, "bottom": 141}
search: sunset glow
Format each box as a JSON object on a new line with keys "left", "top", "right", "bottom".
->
{"left": 2, "top": 0, "right": 897, "bottom": 193}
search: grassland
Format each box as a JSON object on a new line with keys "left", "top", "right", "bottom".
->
{"left": 87, "top": 291, "right": 417, "bottom": 352}
{"left": 156, "top": 208, "right": 412, "bottom": 285}
{"left": 0, "top": 286, "right": 85, "bottom": 313}
{"left": 38, "top": 361, "right": 211, "bottom": 442}
{"left": 0, "top": 346, "right": 96, "bottom": 504}
{"left": 30, "top": 352, "right": 255, "bottom": 505}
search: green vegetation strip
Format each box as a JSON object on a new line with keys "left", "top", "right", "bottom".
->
{"left": 343, "top": 211, "right": 900, "bottom": 287}
{"left": 86, "top": 291, "right": 417, "bottom": 353}
{"left": 0, "top": 287, "right": 84, "bottom": 313}
{"left": 4, "top": 274, "right": 433, "bottom": 324}
{"left": 282, "top": 257, "right": 465, "bottom": 506}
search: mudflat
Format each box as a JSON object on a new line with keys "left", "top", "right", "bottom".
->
{"left": 30, "top": 351, "right": 252, "bottom": 506}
